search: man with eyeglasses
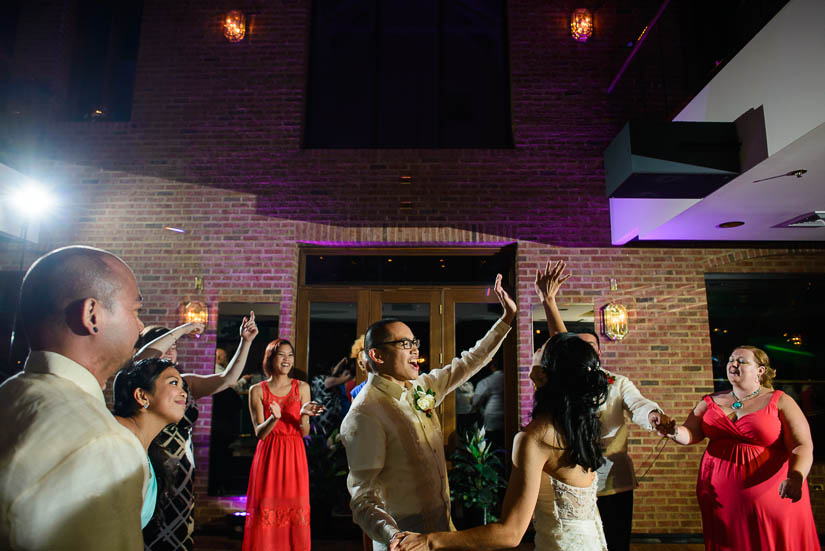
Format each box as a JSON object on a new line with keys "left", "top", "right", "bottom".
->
{"left": 340, "top": 275, "right": 517, "bottom": 551}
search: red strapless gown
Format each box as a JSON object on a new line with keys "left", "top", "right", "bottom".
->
{"left": 243, "top": 379, "right": 310, "bottom": 551}
{"left": 697, "top": 390, "right": 819, "bottom": 551}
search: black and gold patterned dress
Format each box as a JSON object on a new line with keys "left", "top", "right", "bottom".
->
{"left": 143, "top": 389, "right": 199, "bottom": 551}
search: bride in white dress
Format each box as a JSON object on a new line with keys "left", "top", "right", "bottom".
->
{"left": 397, "top": 333, "right": 608, "bottom": 551}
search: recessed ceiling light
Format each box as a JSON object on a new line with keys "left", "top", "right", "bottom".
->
{"left": 717, "top": 221, "right": 744, "bottom": 228}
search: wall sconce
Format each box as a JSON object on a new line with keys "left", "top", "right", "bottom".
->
{"left": 223, "top": 10, "right": 246, "bottom": 42}
{"left": 601, "top": 303, "right": 628, "bottom": 341}
{"left": 571, "top": 8, "right": 593, "bottom": 42}
{"left": 183, "top": 301, "right": 208, "bottom": 335}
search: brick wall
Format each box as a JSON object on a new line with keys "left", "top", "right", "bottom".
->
{"left": 1, "top": 0, "right": 822, "bottom": 535}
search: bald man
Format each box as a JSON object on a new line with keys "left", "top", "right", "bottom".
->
{"left": 0, "top": 246, "right": 148, "bottom": 551}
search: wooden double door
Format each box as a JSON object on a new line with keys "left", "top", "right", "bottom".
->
{"left": 294, "top": 286, "right": 517, "bottom": 451}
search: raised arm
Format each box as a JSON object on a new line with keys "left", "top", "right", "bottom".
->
{"left": 184, "top": 312, "right": 258, "bottom": 399}
{"left": 534, "top": 260, "right": 570, "bottom": 336}
{"left": 249, "top": 383, "right": 280, "bottom": 440}
{"left": 398, "top": 430, "right": 549, "bottom": 551}
{"left": 421, "top": 275, "right": 514, "bottom": 400}
{"left": 134, "top": 321, "right": 204, "bottom": 360}
{"left": 777, "top": 392, "right": 814, "bottom": 502}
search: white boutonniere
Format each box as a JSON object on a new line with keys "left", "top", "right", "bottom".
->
{"left": 413, "top": 385, "right": 437, "bottom": 417}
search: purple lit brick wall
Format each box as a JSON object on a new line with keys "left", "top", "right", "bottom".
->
{"left": 1, "top": 0, "right": 823, "bottom": 536}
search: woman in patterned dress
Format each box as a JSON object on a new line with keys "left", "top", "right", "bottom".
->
{"left": 243, "top": 339, "right": 324, "bottom": 551}
{"left": 135, "top": 313, "right": 258, "bottom": 551}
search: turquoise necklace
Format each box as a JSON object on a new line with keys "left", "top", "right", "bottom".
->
{"left": 731, "top": 387, "right": 761, "bottom": 409}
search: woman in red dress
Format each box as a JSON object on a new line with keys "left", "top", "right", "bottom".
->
{"left": 659, "top": 346, "right": 819, "bottom": 550}
{"left": 243, "top": 339, "right": 324, "bottom": 551}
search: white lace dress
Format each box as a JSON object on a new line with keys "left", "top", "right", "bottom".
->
{"left": 533, "top": 474, "right": 607, "bottom": 551}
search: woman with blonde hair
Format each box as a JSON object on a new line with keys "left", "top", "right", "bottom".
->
{"left": 658, "top": 345, "right": 818, "bottom": 550}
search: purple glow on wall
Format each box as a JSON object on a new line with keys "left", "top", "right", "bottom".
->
{"left": 297, "top": 241, "right": 517, "bottom": 248}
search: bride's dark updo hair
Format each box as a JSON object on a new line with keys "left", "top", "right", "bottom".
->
{"left": 532, "top": 333, "right": 608, "bottom": 471}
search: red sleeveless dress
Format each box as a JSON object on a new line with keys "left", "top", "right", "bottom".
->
{"left": 243, "top": 379, "right": 311, "bottom": 551}
{"left": 697, "top": 390, "right": 819, "bottom": 550}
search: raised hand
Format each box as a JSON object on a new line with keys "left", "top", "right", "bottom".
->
{"left": 493, "top": 273, "right": 517, "bottom": 324}
{"left": 534, "top": 259, "right": 570, "bottom": 302}
{"left": 187, "top": 321, "right": 206, "bottom": 335}
{"left": 269, "top": 400, "right": 282, "bottom": 420}
{"left": 240, "top": 311, "right": 259, "bottom": 342}
{"left": 300, "top": 401, "right": 326, "bottom": 417}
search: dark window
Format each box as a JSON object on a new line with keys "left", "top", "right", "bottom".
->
{"left": 305, "top": 0, "right": 512, "bottom": 148}
{"left": 65, "top": 0, "right": 143, "bottom": 121}
{"left": 0, "top": 0, "right": 22, "bottom": 114}
{"left": 705, "top": 273, "right": 825, "bottom": 457}
{"left": 304, "top": 251, "right": 512, "bottom": 286}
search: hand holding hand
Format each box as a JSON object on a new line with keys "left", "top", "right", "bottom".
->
{"left": 778, "top": 475, "right": 803, "bottom": 502}
{"left": 534, "top": 259, "right": 570, "bottom": 303}
{"left": 269, "top": 400, "right": 282, "bottom": 420}
{"left": 395, "top": 532, "right": 430, "bottom": 551}
{"left": 300, "top": 401, "right": 326, "bottom": 417}
{"left": 651, "top": 411, "right": 676, "bottom": 437}
{"left": 240, "top": 311, "right": 259, "bottom": 342}
{"left": 493, "top": 274, "right": 517, "bottom": 324}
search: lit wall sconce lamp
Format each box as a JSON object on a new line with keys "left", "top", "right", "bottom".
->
{"left": 223, "top": 10, "right": 246, "bottom": 42}
{"left": 571, "top": 8, "right": 593, "bottom": 42}
{"left": 600, "top": 302, "right": 628, "bottom": 341}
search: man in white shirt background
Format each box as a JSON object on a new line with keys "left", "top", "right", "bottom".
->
{"left": 340, "top": 275, "right": 516, "bottom": 551}
{"left": 0, "top": 246, "right": 149, "bottom": 551}
{"left": 471, "top": 361, "right": 505, "bottom": 450}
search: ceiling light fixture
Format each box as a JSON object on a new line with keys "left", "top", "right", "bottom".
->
{"left": 717, "top": 221, "right": 745, "bottom": 228}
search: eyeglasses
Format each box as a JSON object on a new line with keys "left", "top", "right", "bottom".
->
{"left": 376, "top": 338, "right": 421, "bottom": 350}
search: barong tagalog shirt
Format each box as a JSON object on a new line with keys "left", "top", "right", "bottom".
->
{"left": 0, "top": 351, "right": 149, "bottom": 551}
{"left": 341, "top": 319, "right": 511, "bottom": 548}
{"left": 596, "top": 370, "right": 660, "bottom": 496}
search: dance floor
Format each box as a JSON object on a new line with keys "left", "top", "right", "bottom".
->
{"left": 196, "top": 535, "right": 705, "bottom": 551}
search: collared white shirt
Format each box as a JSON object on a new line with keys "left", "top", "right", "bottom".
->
{"left": 341, "top": 319, "right": 510, "bottom": 549}
{"left": 0, "top": 351, "right": 149, "bottom": 551}
{"left": 596, "top": 371, "right": 660, "bottom": 496}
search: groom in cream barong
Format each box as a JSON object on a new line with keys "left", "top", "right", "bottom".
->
{"left": 340, "top": 275, "right": 517, "bottom": 551}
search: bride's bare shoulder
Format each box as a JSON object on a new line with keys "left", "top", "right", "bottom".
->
{"left": 520, "top": 417, "right": 562, "bottom": 450}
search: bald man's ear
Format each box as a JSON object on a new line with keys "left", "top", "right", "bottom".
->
{"left": 80, "top": 297, "right": 101, "bottom": 336}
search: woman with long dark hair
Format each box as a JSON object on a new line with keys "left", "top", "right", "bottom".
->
{"left": 243, "top": 338, "right": 325, "bottom": 551}
{"left": 113, "top": 358, "right": 188, "bottom": 529}
{"left": 398, "top": 333, "right": 609, "bottom": 551}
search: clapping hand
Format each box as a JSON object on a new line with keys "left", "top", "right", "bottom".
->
{"left": 300, "top": 401, "right": 326, "bottom": 417}
{"left": 269, "top": 400, "right": 282, "bottom": 420}
{"left": 534, "top": 259, "right": 570, "bottom": 302}
{"left": 493, "top": 274, "right": 517, "bottom": 323}
{"left": 240, "top": 311, "right": 259, "bottom": 342}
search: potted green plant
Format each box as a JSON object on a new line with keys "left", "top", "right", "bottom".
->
{"left": 448, "top": 425, "right": 507, "bottom": 526}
